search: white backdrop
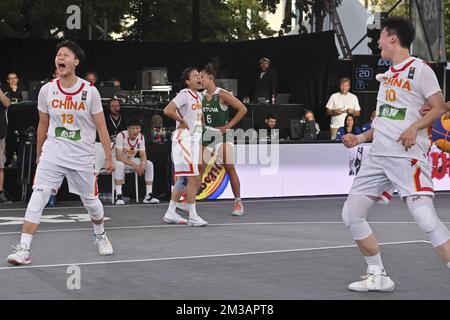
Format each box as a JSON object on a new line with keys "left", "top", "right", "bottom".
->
{"left": 213, "top": 143, "right": 450, "bottom": 199}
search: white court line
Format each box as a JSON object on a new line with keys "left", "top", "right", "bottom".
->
{"left": 0, "top": 221, "right": 449, "bottom": 236}
{"left": 0, "top": 240, "right": 429, "bottom": 271}
{"left": 0, "top": 197, "right": 355, "bottom": 212}
{"left": 1, "top": 191, "right": 450, "bottom": 212}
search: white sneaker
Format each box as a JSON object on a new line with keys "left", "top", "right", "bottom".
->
{"left": 115, "top": 194, "right": 125, "bottom": 205}
{"left": 176, "top": 200, "right": 189, "bottom": 213}
{"left": 348, "top": 265, "right": 395, "bottom": 292}
{"left": 143, "top": 193, "right": 160, "bottom": 204}
{"left": 188, "top": 215, "right": 208, "bottom": 227}
{"left": 7, "top": 244, "right": 32, "bottom": 265}
{"left": 95, "top": 233, "right": 113, "bottom": 255}
{"left": 231, "top": 201, "right": 244, "bottom": 216}
{"left": 163, "top": 211, "right": 188, "bottom": 224}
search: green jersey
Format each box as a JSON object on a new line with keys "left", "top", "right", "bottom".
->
{"left": 202, "top": 87, "right": 229, "bottom": 127}
{"left": 202, "top": 87, "right": 231, "bottom": 147}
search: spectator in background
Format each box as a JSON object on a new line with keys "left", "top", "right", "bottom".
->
{"left": 253, "top": 57, "right": 277, "bottom": 103}
{"left": 111, "top": 78, "right": 121, "bottom": 89}
{"left": 259, "top": 113, "right": 279, "bottom": 142}
{"left": 326, "top": 77, "right": 361, "bottom": 139}
{"left": 106, "top": 98, "right": 127, "bottom": 143}
{"left": 0, "top": 88, "right": 11, "bottom": 202}
{"left": 304, "top": 110, "right": 321, "bottom": 135}
{"left": 85, "top": 71, "right": 98, "bottom": 85}
{"left": 361, "top": 110, "right": 377, "bottom": 133}
{"left": 209, "top": 55, "right": 230, "bottom": 79}
{"left": 335, "top": 114, "right": 361, "bottom": 141}
{"left": 2, "top": 72, "right": 23, "bottom": 103}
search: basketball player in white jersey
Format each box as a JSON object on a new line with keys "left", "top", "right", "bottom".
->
{"left": 341, "top": 17, "right": 450, "bottom": 291}
{"left": 114, "top": 118, "right": 159, "bottom": 204}
{"left": 7, "top": 40, "right": 114, "bottom": 265}
{"left": 163, "top": 67, "right": 207, "bottom": 226}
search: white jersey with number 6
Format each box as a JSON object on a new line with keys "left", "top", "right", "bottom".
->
{"left": 38, "top": 77, "right": 104, "bottom": 172}
{"left": 371, "top": 57, "right": 442, "bottom": 161}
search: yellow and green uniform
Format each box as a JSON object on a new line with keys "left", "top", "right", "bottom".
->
{"left": 202, "top": 87, "right": 231, "bottom": 147}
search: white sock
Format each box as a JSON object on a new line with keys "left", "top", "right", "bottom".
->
{"left": 115, "top": 185, "right": 122, "bottom": 195}
{"left": 187, "top": 203, "right": 198, "bottom": 217}
{"left": 447, "top": 262, "right": 450, "bottom": 270}
{"left": 93, "top": 222, "right": 105, "bottom": 236}
{"left": 20, "top": 233, "right": 33, "bottom": 250}
{"left": 364, "top": 252, "right": 386, "bottom": 275}
{"left": 167, "top": 200, "right": 177, "bottom": 214}
{"left": 146, "top": 184, "right": 153, "bottom": 195}
{"left": 235, "top": 197, "right": 241, "bottom": 202}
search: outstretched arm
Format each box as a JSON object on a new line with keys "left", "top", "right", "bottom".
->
{"left": 342, "top": 128, "right": 373, "bottom": 149}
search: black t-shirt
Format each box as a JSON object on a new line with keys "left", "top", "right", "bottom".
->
{"left": 2, "top": 85, "right": 23, "bottom": 102}
{"left": 106, "top": 114, "right": 127, "bottom": 142}
{"left": 253, "top": 69, "right": 277, "bottom": 100}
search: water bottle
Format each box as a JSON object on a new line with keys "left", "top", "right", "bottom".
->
{"left": 12, "top": 152, "right": 18, "bottom": 167}
{"left": 271, "top": 93, "right": 276, "bottom": 105}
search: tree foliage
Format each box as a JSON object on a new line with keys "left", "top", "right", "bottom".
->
{"left": 0, "top": 0, "right": 128, "bottom": 39}
{"left": 121, "top": 0, "right": 276, "bottom": 42}
{"left": 0, "top": 0, "right": 277, "bottom": 42}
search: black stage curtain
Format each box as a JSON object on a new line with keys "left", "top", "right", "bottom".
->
{"left": 0, "top": 31, "right": 338, "bottom": 128}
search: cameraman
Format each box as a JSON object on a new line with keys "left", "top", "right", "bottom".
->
{"left": 0, "top": 88, "right": 11, "bottom": 202}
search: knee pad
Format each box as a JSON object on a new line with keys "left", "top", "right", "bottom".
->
{"left": 406, "top": 196, "right": 438, "bottom": 233}
{"left": 114, "top": 161, "right": 125, "bottom": 180}
{"left": 342, "top": 194, "right": 375, "bottom": 240}
{"left": 24, "top": 188, "right": 52, "bottom": 224}
{"left": 81, "top": 197, "right": 104, "bottom": 221}
{"left": 173, "top": 176, "right": 188, "bottom": 193}
{"left": 406, "top": 196, "right": 450, "bottom": 247}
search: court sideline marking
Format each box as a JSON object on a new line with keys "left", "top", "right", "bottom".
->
{"left": 0, "top": 240, "right": 429, "bottom": 271}
{"left": 0, "top": 221, "right": 448, "bottom": 236}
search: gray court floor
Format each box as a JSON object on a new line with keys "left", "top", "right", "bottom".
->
{"left": 0, "top": 194, "right": 449, "bottom": 300}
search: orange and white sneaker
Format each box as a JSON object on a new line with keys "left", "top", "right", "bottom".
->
{"left": 7, "top": 243, "right": 32, "bottom": 265}
{"left": 176, "top": 199, "right": 189, "bottom": 213}
{"left": 231, "top": 201, "right": 244, "bottom": 216}
{"left": 164, "top": 211, "right": 188, "bottom": 224}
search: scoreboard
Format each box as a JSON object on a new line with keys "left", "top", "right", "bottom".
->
{"left": 353, "top": 55, "right": 391, "bottom": 93}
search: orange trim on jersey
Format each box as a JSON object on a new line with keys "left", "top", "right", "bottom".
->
{"left": 175, "top": 164, "right": 195, "bottom": 175}
{"left": 382, "top": 191, "right": 392, "bottom": 200}
{"left": 176, "top": 129, "right": 192, "bottom": 159}
{"left": 390, "top": 58, "right": 415, "bottom": 73}
{"left": 413, "top": 166, "right": 434, "bottom": 193}
{"left": 187, "top": 90, "right": 199, "bottom": 100}
{"left": 176, "top": 108, "right": 184, "bottom": 119}
{"left": 56, "top": 79, "right": 86, "bottom": 96}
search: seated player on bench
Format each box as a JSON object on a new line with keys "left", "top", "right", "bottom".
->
{"left": 114, "top": 118, "right": 159, "bottom": 205}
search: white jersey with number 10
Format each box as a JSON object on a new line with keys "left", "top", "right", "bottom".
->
{"left": 371, "top": 57, "right": 442, "bottom": 160}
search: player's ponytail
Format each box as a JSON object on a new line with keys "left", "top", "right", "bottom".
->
{"left": 203, "top": 63, "right": 217, "bottom": 82}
